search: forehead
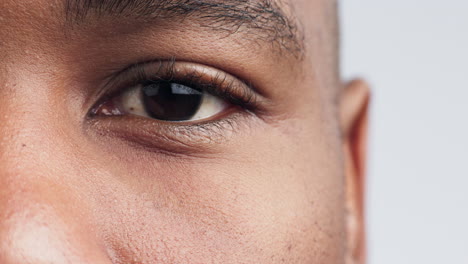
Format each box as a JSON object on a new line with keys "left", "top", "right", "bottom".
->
{"left": 0, "top": 0, "right": 319, "bottom": 57}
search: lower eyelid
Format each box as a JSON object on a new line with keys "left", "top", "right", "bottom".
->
{"left": 86, "top": 110, "right": 252, "bottom": 156}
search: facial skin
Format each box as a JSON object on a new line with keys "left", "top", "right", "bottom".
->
{"left": 0, "top": 0, "right": 369, "bottom": 263}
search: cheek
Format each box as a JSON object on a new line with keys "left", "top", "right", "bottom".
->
{"left": 88, "top": 120, "right": 345, "bottom": 264}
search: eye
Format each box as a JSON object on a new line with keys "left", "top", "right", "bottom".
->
{"left": 87, "top": 61, "right": 265, "bottom": 152}
{"left": 109, "top": 80, "right": 229, "bottom": 122}
{"left": 89, "top": 61, "right": 261, "bottom": 125}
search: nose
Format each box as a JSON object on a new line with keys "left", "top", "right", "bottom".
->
{"left": 0, "top": 92, "right": 113, "bottom": 264}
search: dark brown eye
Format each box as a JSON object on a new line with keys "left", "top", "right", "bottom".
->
{"left": 93, "top": 79, "right": 229, "bottom": 122}
{"left": 142, "top": 81, "right": 203, "bottom": 121}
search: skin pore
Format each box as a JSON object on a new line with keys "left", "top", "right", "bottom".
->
{"left": 0, "top": 0, "right": 369, "bottom": 263}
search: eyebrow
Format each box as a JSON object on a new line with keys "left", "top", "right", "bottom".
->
{"left": 65, "top": 0, "right": 304, "bottom": 58}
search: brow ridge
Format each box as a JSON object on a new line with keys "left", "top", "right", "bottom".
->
{"left": 65, "top": 0, "right": 305, "bottom": 58}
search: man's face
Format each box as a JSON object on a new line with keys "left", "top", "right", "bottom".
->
{"left": 0, "top": 0, "right": 368, "bottom": 263}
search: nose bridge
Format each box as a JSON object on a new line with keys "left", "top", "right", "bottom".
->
{"left": 0, "top": 78, "right": 55, "bottom": 172}
{"left": 0, "top": 53, "right": 77, "bottom": 164}
{"left": 0, "top": 3, "right": 115, "bottom": 262}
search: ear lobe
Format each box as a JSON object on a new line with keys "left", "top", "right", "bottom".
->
{"left": 340, "top": 79, "right": 370, "bottom": 264}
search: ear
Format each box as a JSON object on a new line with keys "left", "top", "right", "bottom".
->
{"left": 340, "top": 79, "right": 370, "bottom": 264}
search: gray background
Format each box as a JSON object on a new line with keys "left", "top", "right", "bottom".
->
{"left": 340, "top": 1, "right": 468, "bottom": 263}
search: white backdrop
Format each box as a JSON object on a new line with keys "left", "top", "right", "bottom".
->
{"left": 340, "top": 1, "right": 468, "bottom": 263}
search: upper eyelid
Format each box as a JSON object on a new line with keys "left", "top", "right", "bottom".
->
{"left": 92, "top": 60, "right": 266, "bottom": 114}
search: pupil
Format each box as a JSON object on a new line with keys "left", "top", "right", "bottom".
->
{"left": 142, "top": 81, "right": 203, "bottom": 121}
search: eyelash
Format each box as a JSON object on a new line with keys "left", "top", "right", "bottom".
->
{"left": 90, "top": 60, "right": 260, "bottom": 121}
